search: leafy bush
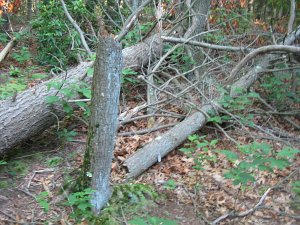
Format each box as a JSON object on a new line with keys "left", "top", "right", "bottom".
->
{"left": 181, "top": 135, "right": 299, "bottom": 187}
{"left": 31, "top": 0, "right": 87, "bottom": 67}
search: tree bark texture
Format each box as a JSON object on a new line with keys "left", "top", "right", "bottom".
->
{"left": 0, "top": 35, "right": 163, "bottom": 155}
{"left": 83, "top": 38, "right": 122, "bottom": 213}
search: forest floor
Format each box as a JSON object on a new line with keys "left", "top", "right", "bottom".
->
{"left": 1, "top": 18, "right": 300, "bottom": 225}
{"left": 0, "top": 71, "right": 299, "bottom": 224}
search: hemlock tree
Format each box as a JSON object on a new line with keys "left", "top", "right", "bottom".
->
{"left": 81, "top": 36, "right": 122, "bottom": 213}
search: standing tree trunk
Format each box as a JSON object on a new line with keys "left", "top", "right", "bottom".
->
{"left": 81, "top": 37, "right": 122, "bottom": 213}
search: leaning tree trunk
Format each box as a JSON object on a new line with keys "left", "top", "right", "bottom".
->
{"left": 0, "top": 34, "right": 163, "bottom": 155}
{"left": 82, "top": 37, "right": 122, "bottom": 213}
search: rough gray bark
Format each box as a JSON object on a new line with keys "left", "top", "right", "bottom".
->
{"left": 184, "top": 0, "right": 211, "bottom": 39}
{"left": 0, "top": 34, "right": 163, "bottom": 155}
{"left": 184, "top": 0, "right": 211, "bottom": 82}
{"left": 84, "top": 37, "right": 122, "bottom": 213}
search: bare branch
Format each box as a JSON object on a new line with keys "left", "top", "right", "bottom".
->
{"left": 230, "top": 45, "right": 300, "bottom": 80}
{"left": 115, "top": 0, "right": 152, "bottom": 42}
{"left": 60, "top": 0, "right": 92, "bottom": 56}
{"left": 161, "top": 36, "right": 252, "bottom": 52}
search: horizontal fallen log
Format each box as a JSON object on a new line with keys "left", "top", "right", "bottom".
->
{"left": 125, "top": 105, "right": 215, "bottom": 178}
{"left": 0, "top": 35, "right": 163, "bottom": 155}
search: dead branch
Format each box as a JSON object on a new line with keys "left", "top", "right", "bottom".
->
{"left": 118, "top": 123, "right": 177, "bottom": 136}
{"left": 161, "top": 36, "right": 252, "bottom": 52}
{"left": 230, "top": 45, "right": 300, "bottom": 80}
{"left": 60, "top": 0, "right": 92, "bottom": 56}
{"left": 211, "top": 188, "right": 272, "bottom": 225}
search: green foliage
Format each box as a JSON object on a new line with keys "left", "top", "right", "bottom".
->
{"left": 0, "top": 18, "right": 8, "bottom": 42}
{"left": 182, "top": 133, "right": 299, "bottom": 187}
{"left": 0, "top": 65, "right": 48, "bottom": 100}
{"left": 163, "top": 180, "right": 177, "bottom": 190}
{"left": 261, "top": 72, "right": 300, "bottom": 109}
{"left": 46, "top": 156, "right": 63, "bottom": 167}
{"left": 11, "top": 47, "right": 32, "bottom": 64}
{"left": 210, "top": 6, "right": 254, "bottom": 34}
{"left": 5, "top": 160, "right": 28, "bottom": 176}
{"left": 0, "top": 181, "right": 9, "bottom": 189}
{"left": 36, "top": 191, "right": 50, "bottom": 212}
{"left": 31, "top": 0, "right": 88, "bottom": 67}
{"left": 164, "top": 45, "right": 194, "bottom": 73}
{"left": 97, "top": 183, "right": 158, "bottom": 225}
{"left": 122, "top": 68, "right": 139, "bottom": 84}
{"left": 64, "top": 188, "right": 95, "bottom": 222}
{"left": 58, "top": 129, "right": 78, "bottom": 142}
{"left": 0, "top": 33, "right": 8, "bottom": 43}
{"left": 129, "top": 216, "right": 178, "bottom": 225}
{"left": 9, "top": 66, "right": 22, "bottom": 77}
{"left": 46, "top": 79, "right": 91, "bottom": 119}
{"left": 214, "top": 89, "right": 259, "bottom": 127}
{"left": 290, "top": 180, "right": 300, "bottom": 210}
{"left": 180, "top": 134, "right": 218, "bottom": 170}
{"left": 292, "top": 180, "right": 300, "bottom": 196}
{"left": 64, "top": 184, "right": 158, "bottom": 224}
{"left": 0, "top": 160, "right": 7, "bottom": 166}
{"left": 122, "top": 22, "right": 154, "bottom": 47}
{"left": 220, "top": 143, "right": 299, "bottom": 185}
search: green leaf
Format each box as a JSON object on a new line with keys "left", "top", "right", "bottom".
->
{"left": 196, "top": 142, "right": 208, "bottom": 148}
{"left": 187, "top": 134, "right": 199, "bottom": 142}
{"left": 248, "top": 92, "right": 259, "bottom": 98}
{"left": 210, "top": 139, "right": 218, "bottom": 147}
{"left": 207, "top": 116, "right": 222, "bottom": 123}
{"left": 219, "top": 150, "right": 238, "bottom": 162}
{"left": 61, "top": 88, "right": 75, "bottom": 98}
{"left": 268, "top": 158, "right": 289, "bottom": 169}
{"left": 236, "top": 172, "right": 255, "bottom": 185}
{"left": 179, "top": 147, "right": 194, "bottom": 153}
{"left": 129, "top": 217, "right": 148, "bottom": 225}
{"left": 80, "top": 88, "right": 91, "bottom": 98}
{"left": 87, "top": 67, "right": 94, "bottom": 77}
{"left": 277, "top": 147, "right": 300, "bottom": 159}
{"left": 30, "top": 73, "right": 49, "bottom": 79}
{"left": 45, "top": 96, "right": 60, "bottom": 104}
{"left": 0, "top": 160, "right": 7, "bottom": 165}
{"left": 122, "top": 68, "right": 138, "bottom": 75}
{"left": 163, "top": 180, "right": 177, "bottom": 190}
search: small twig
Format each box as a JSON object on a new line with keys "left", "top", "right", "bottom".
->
{"left": 120, "top": 113, "right": 184, "bottom": 125}
{"left": 12, "top": 148, "right": 60, "bottom": 160}
{"left": 0, "top": 209, "right": 16, "bottom": 221}
{"left": 118, "top": 123, "right": 177, "bottom": 136}
{"left": 211, "top": 188, "right": 272, "bottom": 225}
{"left": 16, "top": 188, "right": 36, "bottom": 199}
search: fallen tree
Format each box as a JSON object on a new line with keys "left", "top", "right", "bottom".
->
{"left": 124, "top": 26, "right": 300, "bottom": 178}
{"left": 0, "top": 37, "right": 16, "bottom": 64}
{"left": 0, "top": 35, "right": 163, "bottom": 155}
